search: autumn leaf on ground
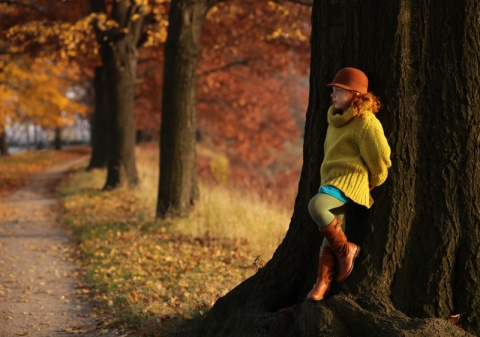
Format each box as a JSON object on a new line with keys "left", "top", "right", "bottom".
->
{"left": 56, "top": 146, "right": 291, "bottom": 336}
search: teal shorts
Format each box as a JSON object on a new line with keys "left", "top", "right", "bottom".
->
{"left": 319, "top": 185, "right": 351, "bottom": 203}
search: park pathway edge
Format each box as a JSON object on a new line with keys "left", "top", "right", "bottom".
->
{"left": 0, "top": 156, "right": 123, "bottom": 337}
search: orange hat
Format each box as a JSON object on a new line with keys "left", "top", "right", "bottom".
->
{"left": 327, "top": 67, "right": 368, "bottom": 94}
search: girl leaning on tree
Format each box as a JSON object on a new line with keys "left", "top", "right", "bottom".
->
{"left": 307, "top": 67, "right": 392, "bottom": 301}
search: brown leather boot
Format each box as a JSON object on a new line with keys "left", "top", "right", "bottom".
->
{"left": 306, "top": 246, "right": 336, "bottom": 301}
{"left": 320, "top": 216, "right": 360, "bottom": 282}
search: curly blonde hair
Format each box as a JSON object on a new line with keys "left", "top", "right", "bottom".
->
{"left": 351, "top": 92, "right": 381, "bottom": 118}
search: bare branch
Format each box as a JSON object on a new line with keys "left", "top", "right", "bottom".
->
{"left": 207, "top": 0, "right": 229, "bottom": 8}
{"left": 198, "top": 60, "right": 250, "bottom": 77}
{"left": 0, "top": 0, "right": 43, "bottom": 12}
{"left": 272, "top": 0, "right": 313, "bottom": 6}
{"left": 138, "top": 57, "right": 160, "bottom": 65}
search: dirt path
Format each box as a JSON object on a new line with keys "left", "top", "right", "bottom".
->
{"left": 0, "top": 157, "right": 121, "bottom": 337}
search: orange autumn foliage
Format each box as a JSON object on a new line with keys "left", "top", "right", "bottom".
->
{"left": 136, "top": 0, "right": 311, "bottom": 166}
{"left": 2, "top": 0, "right": 310, "bottom": 167}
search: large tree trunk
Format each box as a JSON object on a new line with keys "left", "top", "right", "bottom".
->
{"left": 90, "top": 0, "right": 143, "bottom": 189}
{"left": 87, "top": 66, "right": 107, "bottom": 170}
{"left": 193, "top": 1, "right": 480, "bottom": 336}
{"left": 156, "top": 0, "right": 215, "bottom": 218}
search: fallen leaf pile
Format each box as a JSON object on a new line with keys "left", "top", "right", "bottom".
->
{"left": 58, "top": 168, "right": 258, "bottom": 336}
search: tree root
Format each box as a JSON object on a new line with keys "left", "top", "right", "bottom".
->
{"left": 266, "top": 294, "right": 473, "bottom": 337}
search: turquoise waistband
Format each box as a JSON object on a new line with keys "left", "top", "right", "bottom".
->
{"left": 319, "top": 185, "right": 351, "bottom": 203}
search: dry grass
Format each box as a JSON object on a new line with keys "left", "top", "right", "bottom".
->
{"left": 57, "top": 144, "right": 292, "bottom": 336}
{"left": 0, "top": 147, "right": 89, "bottom": 199}
{"left": 136, "top": 145, "right": 290, "bottom": 260}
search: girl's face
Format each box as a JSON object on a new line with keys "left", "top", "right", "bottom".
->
{"left": 331, "top": 86, "right": 356, "bottom": 111}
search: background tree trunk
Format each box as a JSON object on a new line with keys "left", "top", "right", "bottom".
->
{"left": 87, "top": 66, "right": 107, "bottom": 170}
{"left": 90, "top": 0, "right": 144, "bottom": 189}
{"left": 156, "top": 0, "right": 214, "bottom": 218}
{"left": 54, "top": 127, "right": 62, "bottom": 150}
{"left": 193, "top": 1, "right": 480, "bottom": 336}
{"left": 0, "top": 129, "right": 9, "bottom": 156}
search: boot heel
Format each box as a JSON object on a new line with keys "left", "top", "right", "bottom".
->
{"left": 306, "top": 246, "right": 336, "bottom": 301}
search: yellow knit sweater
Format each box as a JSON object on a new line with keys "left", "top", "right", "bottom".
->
{"left": 321, "top": 104, "right": 391, "bottom": 208}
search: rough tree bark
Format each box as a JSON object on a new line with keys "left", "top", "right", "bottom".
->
{"left": 157, "top": 0, "right": 222, "bottom": 218}
{"left": 87, "top": 66, "right": 107, "bottom": 170}
{"left": 90, "top": 0, "right": 143, "bottom": 189}
{"left": 191, "top": 1, "right": 480, "bottom": 336}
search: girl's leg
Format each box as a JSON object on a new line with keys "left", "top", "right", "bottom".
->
{"left": 306, "top": 193, "right": 346, "bottom": 300}
{"left": 308, "top": 193, "right": 346, "bottom": 229}
{"left": 322, "top": 208, "right": 347, "bottom": 247}
{"left": 309, "top": 192, "right": 359, "bottom": 282}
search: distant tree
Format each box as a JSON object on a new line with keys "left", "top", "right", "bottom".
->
{"left": 195, "top": 1, "right": 480, "bottom": 336}
{"left": 0, "top": 129, "right": 9, "bottom": 156}
{"left": 89, "top": 0, "right": 146, "bottom": 189}
{"left": 54, "top": 127, "right": 62, "bottom": 150}
{"left": 0, "top": 0, "right": 91, "bottom": 154}
{"left": 156, "top": 0, "right": 311, "bottom": 218}
{"left": 1, "top": 0, "right": 166, "bottom": 177}
{"left": 87, "top": 66, "right": 108, "bottom": 169}
{"left": 156, "top": 0, "right": 219, "bottom": 218}
{"left": 0, "top": 56, "right": 88, "bottom": 146}
{"left": 134, "top": 1, "right": 310, "bottom": 164}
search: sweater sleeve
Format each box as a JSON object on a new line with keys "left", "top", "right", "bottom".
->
{"left": 358, "top": 117, "right": 392, "bottom": 187}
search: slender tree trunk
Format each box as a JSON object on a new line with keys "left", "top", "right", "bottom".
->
{"left": 88, "top": 66, "right": 107, "bottom": 170}
{"left": 26, "top": 124, "right": 30, "bottom": 150}
{"left": 156, "top": 0, "right": 213, "bottom": 218}
{"left": 54, "top": 127, "right": 62, "bottom": 150}
{"left": 0, "top": 129, "right": 9, "bottom": 156}
{"left": 194, "top": 1, "right": 480, "bottom": 336}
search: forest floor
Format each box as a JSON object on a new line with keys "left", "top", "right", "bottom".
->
{"left": 0, "top": 145, "right": 295, "bottom": 336}
{"left": 0, "top": 155, "right": 122, "bottom": 337}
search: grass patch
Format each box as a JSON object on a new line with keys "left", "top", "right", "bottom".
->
{"left": 58, "top": 145, "right": 291, "bottom": 336}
